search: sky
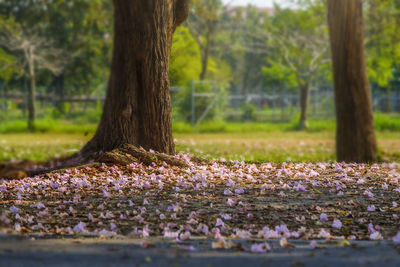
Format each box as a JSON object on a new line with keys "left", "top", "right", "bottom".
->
{"left": 222, "top": 0, "right": 294, "bottom": 8}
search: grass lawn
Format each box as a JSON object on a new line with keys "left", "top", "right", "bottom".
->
{"left": 1, "top": 131, "right": 400, "bottom": 163}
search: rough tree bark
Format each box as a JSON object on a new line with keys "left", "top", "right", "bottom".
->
{"left": 0, "top": 0, "right": 191, "bottom": 180}
{"left": 327, "top": 0, "right": 377, "bottom": 163}
{"left": 82, "top": 0, "right": 189, "bottom": 158}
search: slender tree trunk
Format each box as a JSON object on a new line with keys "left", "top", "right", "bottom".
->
{"left": 298, "top": 83, "right": 309, "bottom": 129}
{"left": 199, "top": 23, "right": 215, "bottom": 81}
{"left": 27, "top": 75, "right": 36, "bottom": 132}
{"left": 328, "top": 0, "right": 377, "bottom": 163}
{"left": 54, "top": 74, "right": 65, "bottom": 113}
{"left": 200, "top": 41, "right": 210, "bottom": 81}
{"left": 82, "top": 0, "right": 189, "bottom": 156}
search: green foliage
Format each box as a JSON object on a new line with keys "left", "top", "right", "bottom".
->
{"left": 240, "top": 103, "right": 258, "bottom": 122}
{"left": 261, "top": 63, "right": 297, "bottom": 92}
{"left": 170, "top": 27, "right": 202, "bottom": 86}
{"left": 0, "top": 48, "right": 18, "bottom": 81}
{"left": 0, "top": 0, "right": 112, "bottom": 97}
{"left": 206, "top": 57, "right": 232, "bottom": 82}
{"left": 365, "top": 0, "right": 400, "bottom": 89}
{"left": 262, "top": 3, "right": 331, "bottom": 92}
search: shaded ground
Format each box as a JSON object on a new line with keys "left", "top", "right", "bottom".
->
{"left": 0, "top": 235, "right": 399, "bottom": 267}
{"left": 0, "top": 156, "right": 399, "bottom": 241}
{"left": 0, "top": 134, "right": 400, "bottom": 265}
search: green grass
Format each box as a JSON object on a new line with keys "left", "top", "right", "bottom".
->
{"left": 175, "top": 132, "right": 335, "bottom": 163}
{"left": 1, "top": 109, "right": 400, "bottom": 134}
{"left": 374, "top": 113, "right": 400, "bottom": 131}
{"left": 1, "top": 109, "right": 399, "bottom": 163}
{"left": 1, "top": 131, "right": 400, "bottom": 163}
{"left": 0, "top": 119, "right": 97, "bottom": 134}
{"left": 173, "top": 113, "right": 400, "bottom": 134}
{"left": 0, "top": 133, "right": 87, "bottom": 162}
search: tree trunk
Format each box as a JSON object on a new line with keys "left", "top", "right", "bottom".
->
{"left": 199, "top": 23, "right": 215, "bottom": 81}
{"left": 82, "top": 0, "right": 189, "bottom": 156}
{"left": 298, "top": 83, "right": 309, "bottom": 129}
{"left": 53, "top": 74, "right": 65, "bottom": 113}
{"left": 27, "top": 75, "right": 36, "bottom": 132}
{"left": 199, "top": 41, "right": 210, "bottom": 81}
{"left": 328, "top": 0, "right": 377, "bottom": 163}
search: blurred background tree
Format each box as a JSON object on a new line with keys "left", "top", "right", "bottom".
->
{"left": 0, "top": 0, "right": 399, "bottom": 132}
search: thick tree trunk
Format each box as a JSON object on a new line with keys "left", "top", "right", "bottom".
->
{"left": 82, "top": 0, "right": 189, "bottom": 156}
{"left": 27, "top": 75, "right": 36, "bottom": 132}
{"left": 298, "top": 83, "right": 309, "bottom": 130}
{"left": 328, "top": 0, "right": 377, "bottom": 163}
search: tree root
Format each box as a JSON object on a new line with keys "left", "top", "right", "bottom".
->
{"left": 0, "top": 161, "right": 31, "bottom": 180}
{"left": 97, "top": 144, "right": 189, "bottom": 168}
{"left": 0, "top": 144, "right": 189, "bottom": 180}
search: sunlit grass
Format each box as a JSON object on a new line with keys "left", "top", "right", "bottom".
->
{"left": 0, "top": 133, "right": 88, "bottom": 162}
{"left": 1, "top": 112, "right": 399, "bottom": 134}
{"left": 1, "top": 131, "right": 399, "bottom": 163}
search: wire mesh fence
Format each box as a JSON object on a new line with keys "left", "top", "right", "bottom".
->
{"left": 1, "top": 80, "right": 400, "bottom": 125}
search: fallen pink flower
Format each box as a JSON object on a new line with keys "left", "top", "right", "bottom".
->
{"left": 309, "top": 240, "right": 318, "bottom": 249}
{"left": 227, "top": 198, "right": 235, "bottom": 206}
{"left": 332, "top": 219, "right": 342, "bottom": 229}
{"left": 180, "top": 231, "right": 191, "bottom": 240}
{"left": 224, "top": 189, "right": 233, "bottom": 196}
{"left": 234, "top": 188, "right": 244, "bottom": 194}
{"left": 37, "top": 202, "right": 46, "bottom": 209}
{"left": 216, "top": 218, "right": 225, "bottom": 227}
{"left": 317, "top": 229, "right": 331, "bottom": 239}
{"left": 320, "top": 213, "right": 329, "bottom": 222}
{"left": 370, "top": 231, "right": 383, "bottom": 240}
{"left": 251, "top": 243, "right": 271, "bottom": 253}
{"left": 392, "top": 232, "right": 400, "bottom": 244}
{"left": 9, "top": 206, "right": 19, "bottom": 214}
{"left": 368, "top": 223, "right": 376, "bottom": 234}
{"left": 367, "top": 205, "right": 376, "bottom": 212}
{"left": 73, "top": 222, "right": 87, "bottom": 233}
{"left": 178, "top": 245, "right": 196, "bottom": 251}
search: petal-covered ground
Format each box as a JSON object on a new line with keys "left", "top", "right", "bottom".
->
{"left": 1, "top": 154, "right": 400, "bottom": 247}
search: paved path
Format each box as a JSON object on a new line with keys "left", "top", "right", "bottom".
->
{"left": 0, "top": 234, "right": 399, "bottom": 267}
